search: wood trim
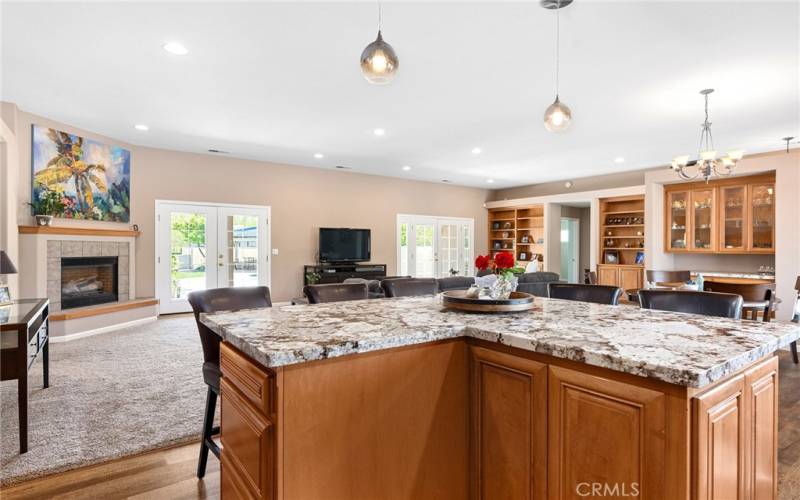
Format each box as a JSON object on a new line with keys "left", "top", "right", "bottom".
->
{"left": 18, "top": 225, "right": 140, "bottom": 237}
{"left": 663, "top": 172, "right": 776, "bottom": 193}
{"left": 50, "top": 298, "right": 158, "bottom": 321}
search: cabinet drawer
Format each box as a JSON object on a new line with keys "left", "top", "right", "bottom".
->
{"left": 221, "top": 343, "right": 272, "bottom": 414}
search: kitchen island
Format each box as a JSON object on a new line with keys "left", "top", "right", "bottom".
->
{"left": 201, "top": 295, "right": 800, "bottom": 500}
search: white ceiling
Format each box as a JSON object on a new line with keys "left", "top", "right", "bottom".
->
{"left": 2, "top": 1, "right": 798, "bottom": 189}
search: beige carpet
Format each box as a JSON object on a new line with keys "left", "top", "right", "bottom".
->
{"left": 0, "top": 315, "right": 212, "bottom": 486}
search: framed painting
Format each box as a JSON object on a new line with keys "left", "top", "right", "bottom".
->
{"left": 31, "top": 125, "right": 131, "bottom": 222}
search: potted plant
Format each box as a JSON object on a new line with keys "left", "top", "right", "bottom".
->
{"left": 27, "top": 186, "right": 65, "bottom": 226}
{"left": 305, "top": 271, "right": 321, "bottom": 285}
{"left": 474, "top": 251, "right": 524, "bottom": 299}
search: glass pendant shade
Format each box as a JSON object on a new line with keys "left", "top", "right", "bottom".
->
{"left": 543, "top": 96, "right": 572, "bottom": 132}
{"left": 360, "top": 31, "right": 399, "bottom": 84}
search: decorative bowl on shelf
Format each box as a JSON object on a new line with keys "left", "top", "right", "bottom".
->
{"left": 441, "top": 290, "right": 535, "bottom": 313}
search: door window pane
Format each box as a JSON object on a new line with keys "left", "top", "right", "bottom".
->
{"left": 439, "top": 224, "right": 459, "bottom": 277}
{"left": 415, "top": 224, "right": 435, "bottom": 278}
{"left": 399, "top": 223, "right": 409, "bottom": 276}
{"left": 225, "top": 214, "right": 259, "bottom": 287}
{"left": 170, "top": 212, "right": 207, "bottom": 299}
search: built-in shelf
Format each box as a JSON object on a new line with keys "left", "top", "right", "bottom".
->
{"left": 19, "top": 225, "right": 140, "bottom": 237}
{"left": 488, "top": 205, "right": 544, "bottom": 267}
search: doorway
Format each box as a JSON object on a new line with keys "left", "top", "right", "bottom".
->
{"left": 396, "top": 215, "right": 474, "bottom": 278}
{"left": 156, "top": 201, "right": 270, "bottom": 314}
{"left": 560, "top": 218, "right": 580, "bottom": 283}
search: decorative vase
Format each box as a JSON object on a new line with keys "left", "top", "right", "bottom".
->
{"left": 489, "top": 273, "right": 518, "bottom": 300}
{"left": 35, "top": 215, "right": 53, "bottom": 226}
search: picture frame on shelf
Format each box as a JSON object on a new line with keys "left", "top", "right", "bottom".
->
{"left": 635, "top": 251, "right": 645, "bottom": 265}
{"left": 493, "top": 242, "right": 501, "bottom": 250}
{"left": 519, "top": 252, "right": 527, "bottom": 261}
{"left": 520, "top": 235, "right": 529, "bottom": 243}
{"left": 603, "top": 250, "right": 619, "bottom": 265}
{"left": 492, "top": 222, "right": 500, "bottom": 230}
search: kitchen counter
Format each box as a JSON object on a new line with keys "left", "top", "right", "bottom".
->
{"left": 692, "top": 270, "right": 775, "bottom": 281}
{"left": 201, "top": 295, "right": 799, "bottom": 388}
{"left": 206, "top": 295, "right": 798, "bottom": 499}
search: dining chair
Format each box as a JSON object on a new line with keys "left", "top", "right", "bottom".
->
{"left": 548, "top": 283, "right": 623, "bottom": 305}
{"left": 304, "top": 283, "right": 368, "bottom": 304}
{"left": 381, "top": 278, "right": 438, "bottom": 298}
{"left": 645, "top": 270, "right": 691, "bottom": 286}
{"left": 583, "top": 269, "right": 597, "bottom": 285}
{"left": 702, "top": 281, "right": 775, "bottom": 322}
{"left": 638, "top": 289, "right": 743, "bottom": 319}
{"left": 187, "top": 286, "right": 272, "bottom": 478}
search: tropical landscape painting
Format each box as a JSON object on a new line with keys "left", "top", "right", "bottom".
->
{"left": 31, "top": 125, "right": 131, "bottom": 222}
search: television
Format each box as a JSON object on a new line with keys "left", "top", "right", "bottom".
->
{"left": 319, "top": 228, "right": 371, "bottom": 263}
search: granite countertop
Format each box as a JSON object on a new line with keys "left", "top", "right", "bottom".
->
{"left": 201, "top": 296, "right": 800, "bottom": 388}
{"left": 692, "top": 271, "right": 775, "bottom": 281}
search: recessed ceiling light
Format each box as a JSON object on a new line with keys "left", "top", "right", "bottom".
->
{"left": 314, "top": 153, "right": 324, "bottom": 159}
{"left": 614, "top": 157, "right": 625, "bottom": 163}
{"left": 163, "top": 41, "right": 189, "bottom": 56}
{"left": 134, "top": 124, "right": 149, "bottom": 131}
{"left": 486, "top": 179, "right": 495, "bottom": 184}
{"left": 373, "top": 128, "right": 386, "bottom": 137}
{"left": 471, "top": 147, "right": 482, "bottom": 155}
{"left": 564, "top": 180, "right": 574, "bottom": 188}
{"left": 402, "top": 165, "right": 411, "bottom": 171}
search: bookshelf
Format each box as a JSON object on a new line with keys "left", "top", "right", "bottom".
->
{"left": 488, "top": 205, "right": 544, "bottom": 269}
{"left": 597, "top": 195, "right": 645, "bottom": 297}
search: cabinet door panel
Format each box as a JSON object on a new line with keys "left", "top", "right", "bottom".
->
{"left": 693, "top": 375, "right": 746, "bottom": 500}
{"left": 597, "top": 266, "right": 619, "bottom": 287}
{"left": 470, "top": 346, "right": 547, "bottom": 500}
{"left": 744, "top": 357, "right": 778, "bottom": 499}
{"left": 748, "top": 183, "right": 775, "bottom": 253}
{"left": 691, "top": 188, "right": 716, "bottom": 251}
{"left": 548, "top": 366, "right": 666, "bottom": 500}
{"left": 719, "top": 185, "right": 747, "bottom": 252}
{"left": 619, "top": 267, "right": 643, "bottom": 292}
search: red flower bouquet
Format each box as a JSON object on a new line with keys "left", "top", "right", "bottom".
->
{"left": 474, "top": 251, "right": 517, "bottom": 276}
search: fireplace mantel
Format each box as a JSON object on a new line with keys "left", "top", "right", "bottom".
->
{"left": 19, "top": 225, "right": 140, "bottom": 237}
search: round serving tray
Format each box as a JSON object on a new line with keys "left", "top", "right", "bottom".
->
{"left": 441, "top": 290, "right": 535, "bottom": 313}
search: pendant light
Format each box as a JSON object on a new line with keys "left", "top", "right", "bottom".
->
{"left": 360, "top": 3, "right": 399, "bottom": 84}
{"left": 542, "top": 0, "right": 573, "bottom": 132}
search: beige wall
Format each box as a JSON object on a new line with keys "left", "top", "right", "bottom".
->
{"left": 6, "top": 103, "right": 490, "bottom": 302}
{"left": 492, "top": 167, "right": 659, "bottom": 201}
{"left": 0, "top": 103, "right": 21, "bottom": 295}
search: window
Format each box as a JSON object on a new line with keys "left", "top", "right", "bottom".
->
{"left": 396, "top": 215, "right": 474, "bottom": 278}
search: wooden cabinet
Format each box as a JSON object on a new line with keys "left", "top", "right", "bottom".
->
{"left": 548, "top": 366, "right": 666, "bottom": 499}
{"left": 489, "top": 205, "right": 545, "bottom": 268}
{"left": 220, "top": 343, "right": 275, "bottom": 500}
{"left": 692, "top": 356, "right": 778, "bottom": 500}
{"left": 469, "top": 346, "right": 547, "bottom": 500}
{"left": 665, "top": 174, "right": 775, "bottom": 254}
{"left": 596, "top": 264, "right": 643, "bottom": 297}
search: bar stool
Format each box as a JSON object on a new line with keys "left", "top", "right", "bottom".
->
{"left": 548, "top": 283, "right": 623, "bottom": 305}
{"left": 702, "top": 281, "right": 775, "bottom": 322}
{"left": 638, "top": 289, "right": 743, "bottom": 319}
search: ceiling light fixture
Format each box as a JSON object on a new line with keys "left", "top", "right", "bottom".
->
{"left": 471, "top": 147, "right": 482, "bottom": 155}
{"left": 163, "top": 41, "right": 189, "bottom": 56}
{"left": 373, "top": 128, "right": 386, "bottom": 136}
{"left": 670, "top": 89, "right": 744, "bottom": 182}
{"left": 314, "top": 153, "right": 324, "bottom": 159}
{"left": 542, "top": 0, "right": 573, "bottom": 133}
{"left": 134, "top": 124, "right": 149, "bottom": 131}
{"left": 360, "top": 3, "right": 399, "bottom": 84}
{"left": 402, "top": 165, "right": 411, "bottom": 171}
{"left": 614, "top": 157, "right": 625, "bottom": 163}
{"left": 564, "top": 180, "right": 573, "bottom": 188}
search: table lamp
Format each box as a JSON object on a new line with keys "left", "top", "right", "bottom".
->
{"left": 0, "top": 250, "right": 17, "bottom": 305}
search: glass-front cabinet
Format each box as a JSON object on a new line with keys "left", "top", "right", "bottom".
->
{"left": 719, "top": 185, "right": 746, "bottom": 252}
{"left": 749, "top": 182, "right": 775, "bottom": 252}
{"left": 666, "top": 191, "right": 688, "bottom": 251}
{"left": 664, "top": 174, "right": 775, "bottom": 254}
{"left": 690, "top": 188, "right": 715, "bottom": 251}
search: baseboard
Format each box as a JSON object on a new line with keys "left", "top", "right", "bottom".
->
{"left": 49, "top": 316, "right": 158, "bottom": 343}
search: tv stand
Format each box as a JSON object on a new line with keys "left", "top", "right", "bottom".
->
{"left": 304, "top": 263, "right": 387, "bottom": 286}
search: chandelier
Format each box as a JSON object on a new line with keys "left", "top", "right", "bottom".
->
{"left": 671, "top": 89, "right": 743, "bottom": 182}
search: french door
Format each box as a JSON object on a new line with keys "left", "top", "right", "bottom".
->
{"left": 397, "top": 215, "right": 474, "bottom": 278}
{"left": 156, "top": 201, "right": 270, "bottom": 314}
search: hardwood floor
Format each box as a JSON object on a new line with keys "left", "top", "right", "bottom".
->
{"left": 0, "top": 441, "right": 219, "bottom": 500}
{"left": 1, "top": 350, "right": 798, "bottom": 500}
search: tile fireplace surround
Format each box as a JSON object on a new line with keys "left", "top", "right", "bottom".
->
{"left": 47, "top": 241, "right": 130, "bottom": 311}
{"left": 18, "top": 230, "right": 137, "bottom": 314}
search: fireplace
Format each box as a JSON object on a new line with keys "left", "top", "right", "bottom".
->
{"left": 61, "top": 256, "right": 119, "bottom": 309}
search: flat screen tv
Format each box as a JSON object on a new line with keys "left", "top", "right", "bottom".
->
{"left": 319, "top": 228, "right": 371, "bottom": 263}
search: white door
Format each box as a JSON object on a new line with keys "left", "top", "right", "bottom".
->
{"left": 397, "top": 215, "right": 474, "bottom": 278}
{"left": 560, "top": 218, "right": 580, "bottom": 284}
{"left": 156, "top": 202, "right": 270, "bottom": 314}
